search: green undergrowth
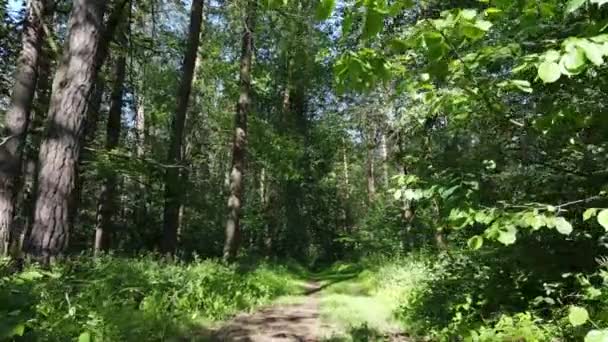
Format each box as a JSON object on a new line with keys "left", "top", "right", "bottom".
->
{"left": 0, "top": 255, "right": 306, "bottom": 341}
{"left": 317, "top": 256, "right": 428, "bottom": 341}
{"left": 318, "top": 249, "right": 608, "bottom": 341}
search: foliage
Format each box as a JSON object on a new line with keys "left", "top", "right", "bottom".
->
{"left": 0, "top": 255, "right": 304, "bottom": 341}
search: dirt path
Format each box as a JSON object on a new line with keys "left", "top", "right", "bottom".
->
{"left": 212, "top": 282, "right": 331, "bottom": 341}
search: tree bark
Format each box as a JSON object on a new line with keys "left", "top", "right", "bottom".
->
{"left": 223, "top": 0, "right": 256, "bottom": 262}
{"left": 0, "top": 0, "right": 48, "bottom": 256}
{"left": 94, "top": 32, "right": 127, "bottom": 256}
{"left": 366, "top": 128, "right": 376, "bottom": 203}
{"left": 380, "top": 132, "right": 389, "bottom": 188}
{"left": 25, "top": 0, "right": 107, "bottom": 263}
{"left": 161, "top": 0, "right": 205, "bottom": 254}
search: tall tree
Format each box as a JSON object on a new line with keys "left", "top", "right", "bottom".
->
{"left": 94, "top": 31, "right": 127, "bottom": 255}
{"left": 25, "top": 0, "right": 107, "bottom": 262}
{"left": 223, "top": 0, "right": 257, "bottom": 262}
{"left": 161, "top": 0, "right": 205, "bottom": 254}
{"left": 0, "top": 0, "right": 49, "bottom": 255}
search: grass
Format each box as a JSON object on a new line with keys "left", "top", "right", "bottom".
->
{"left": 0, "top": 255, "right": 308, "bottom": 341}
{"left": 311, "top": 261, "right": 412, "bottom": 341}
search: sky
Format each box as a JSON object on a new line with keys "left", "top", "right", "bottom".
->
{"left": 7, "top": 0, "right": 23, "bottom": 18}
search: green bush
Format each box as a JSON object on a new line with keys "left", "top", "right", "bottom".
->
{"left": 0, "top": 255, "right": 303, "bottom": 341}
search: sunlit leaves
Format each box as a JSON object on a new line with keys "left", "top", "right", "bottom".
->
{"left": 554, "top": 217, "right": 573, "bottom": 235}
{"left": 568, "top": 306, "right": 589, "bottom": 326}
{"left": 535, "top": 36, "right": 608, "bottom": 83}
{"left": 583, "top": 208, "right": 599, "bottom": 221}
{"left": 585, "top": 329, "right": 608, "bottom": 342}
{"left": 467, "top": 235, "right": 484, "bottom": 250}
{"left": 498, "top": 80, "right": 533, "bottom": 93}
{"left": 597, "top": 209, "right": 608, "bottom": 230}
{"left": 423, "top": 32, "right": 448, "bottom": 61}
{"left": 361, "top": 0, "right": 389, "bottom": 39}
{"left": 363, "top": 8, "right": 385, "bottom": 39}
{"left": 538, "top": 61, "right": 561, "bottom": 83}
{"left": 567, "top": 0, "right": 587, "bottom": 12}
{"left": 315, "top": 0, "right": 335, "bottom": 20}
{"left": 497, "top": 226, "right": 517, "bottom": 245}
{"left": 334, "top": 49, "right": 393, "bottom": 92}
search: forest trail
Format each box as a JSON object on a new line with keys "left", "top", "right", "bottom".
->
{"left": 207, "top": 270, "right": 412, "bottom": 342}
{"left": 212, "top": 282, "right": 330, "bottom": 341}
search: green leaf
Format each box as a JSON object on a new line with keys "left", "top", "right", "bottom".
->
{"left": 583, "top": 208, "right": 599, "bottom": 221}
{"left": 393, "top": 189, "right": 402, "bottom": 201}
{"left": 562, "top": 47, "right": 586, "bottom": 73}
{"left": 461, "top": 23, "right": 486, "bottom": 40}
{"left": 79, "top": 332, "right": 92, "bottom": 342}
{"left": 497, "top": 226, "right": 517, "bottom": 245}
{"left": 567, "top": 0, "right": 587, "bottom": 12}
{"left": 585, "top": 329, "right": 608, "bottom": 342}
{"left": 569, "top": 306, "right": 589, "bottom": 326}
{"left": 467, "top": 235, "right": 484, "bottom": 250}
{"left": 579, "top": 41, "right": 604, "bottom": 66}
{"left": 362, "top": 9, "right": 384, "bottom": 39}
{"left": 460, "top": 9, "right": 477, "bottom": 20}
{"left": 342, "top": 11, "right": 353, "bottom": 37}
{"left": 597, "top": 209, "right": 608, "bottom": 230}
{"left": 474, "top": 19, "right": 492, "bottom": 31}
{"left": 555, "top": 217, "right": 573, "bottom": 235}
{"left": 538, "top": 61, "right": 561, "bottom": 83}
{"left": 544, "top": 49, "right": 561, "bottom": 62}
{"left": 315, "top": 0, "right": 335, "bottom": 20}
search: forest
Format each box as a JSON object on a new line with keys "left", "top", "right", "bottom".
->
{"left": 2, "top": 0, "right": 608, "bottom": 340}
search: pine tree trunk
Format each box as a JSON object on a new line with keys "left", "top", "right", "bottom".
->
{"left": 223, "top": 0, "right": 256, "bottom": 262}
{"left": 161, "top": 0, "right": 204, "bottom": 254}
{"left": 0, "top": 0, "right": 48, "bottom": 256}
{"left": 19, "top": 24, "right": 56, "bottom": 254}
{"left": 94, "top": 33, "right": 127, "bottom": 256}
{"left": 25, "top": 0, "right": 107, "bottom": 263}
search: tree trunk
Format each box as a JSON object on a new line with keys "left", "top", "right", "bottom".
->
{"left": 366, "top": 131, "right": 376, "bottom": 203}
{"left": 73, "top": 0, "right": 129, "bottom": 230}
{"left": 0, "top": 0, "right": 48, "bottom": 256}
{"left": 380, "top": 132, "right": 389, "bottom": 188}
{"left": 223, "top": 0, "right": 256, "bottom": 262}
{"left": 161, "top": 0, "right": 204, "bottom": 254}
{"left": 25, "top": 0, "right": 107, "bottom": 263}
{"left": 94, "top": 32, "right": 127, "bottom": 256}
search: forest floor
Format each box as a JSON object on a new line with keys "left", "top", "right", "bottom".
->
{"left": 191, "top": 265, "right": 412, "bottom": 341}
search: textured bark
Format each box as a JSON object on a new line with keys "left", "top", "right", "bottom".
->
{"left": 19, "top": 24, "right": 56, "bottom": 254}
{"left": 161, "top": 0, "right": 205, "bottom": 254}
{"left": 74, "top": 0, "right": 129, "bottom": 230}
{"left": 223, "top": 0, "right": 256, "bottom": 262}
{"left": 0, "top": 0, "right": 48, "bottom": 256}
{"left": 94, "top": 35, "right": 127, "bottom": 256}
{"left": 25, "top": 0, "right": 107, "bottom": 263}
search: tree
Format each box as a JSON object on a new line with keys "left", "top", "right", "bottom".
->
{"left": 161, "top": 0, "right": 205, "bottom": 254}
{"left": 94, "top": 29, "right": 127, "bottom": 255}
{"left": 0, "top": 0, "right": 49, "bottom": 255}
{"left": 223, "top": 0, "right": 257, "bottom": 262}
{"left": 26, "top": 0, "right": 107, "bottom": 262}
